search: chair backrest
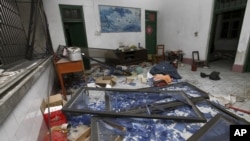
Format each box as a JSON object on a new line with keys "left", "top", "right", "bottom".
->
{"left": 192, "top": 51, "right": 200, "bottom": 61}
{"left": 156, "top": 44, "right": 165, "bottom": 56}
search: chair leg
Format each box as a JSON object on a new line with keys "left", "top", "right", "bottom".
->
{"left": 192, "top": 51, "right": 200, "bottom": 66}
{"left": 155, "top": 57, "right": 159, "bottom": 64}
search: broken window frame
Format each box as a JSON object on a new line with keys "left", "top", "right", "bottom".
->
{"left": 139, "top": 81, "right": 210, "bottom": 99}
{"left": 62, "top": 87, "right": 207, "bottom": 122}
{"left": 146, "top": 83, "right": 248, "bottom": 124}
{"left": 89, "top": 99, "right": 250, "bottom": 141}
{"left": 186, "top": 113, "right": 237, "bottom": 141}
{"left": 90, "top": 116, "right": 127, "bottom": 141}
{"left": 198, "top": 99, "right": 250, "bottom": 124}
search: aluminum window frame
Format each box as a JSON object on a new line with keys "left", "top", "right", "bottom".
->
{"left": 89, "top": 99, "right": 250, "bottom": 141}
{"left": 62, "top": 87, "right": 207, "bottom": 122}
{"left": 187, "top": 114, "right": 237, "bottom": 141}
{"left": 139, "top": 81, "right": 210, "bottom": 99}
{"left": 198, "top": 99, "right": 250, "bottom": 124}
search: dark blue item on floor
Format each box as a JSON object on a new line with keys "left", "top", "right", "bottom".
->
{"left": 150, "top": 61, "right": 182, "bottom": 79}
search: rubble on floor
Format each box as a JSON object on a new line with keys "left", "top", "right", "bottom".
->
{"left": 59, "top": 82, "right": 249, "bottom": 141}
{"left": 47, "top": 61, "right": 249, "bottom": 141}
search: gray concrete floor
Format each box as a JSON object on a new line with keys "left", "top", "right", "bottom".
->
{"left": 79, "top": 59, "right": 250, "bottom": 121}
{"left": 177, "top": 60, "right": 250, "bottom": 121}
{"left": 111, "top": 60, "right": 250, "bottom": 121}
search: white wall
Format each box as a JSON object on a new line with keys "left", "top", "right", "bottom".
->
{"left": 157, "top": 0, "right": 214, "bottom": 60}
{"left": 4, "top": 1, "right": 250, "bottom": 140}
{"left": 43, "top": 0, "right": 160, "bottom": 51}
{"left": 0, "top": 63, "right": 55, "bottom": 141}
{"left": 235, "top": 1, "right": 250, "bottom": 65}
{"left": 43, "top": 0, "right": 250, "bottom": 65}
{"left": 43, "top": 0, "right": 214, "bottom": 61}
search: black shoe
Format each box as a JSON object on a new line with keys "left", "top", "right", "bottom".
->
{"left": 200, "top": 72, "right": 208, "bottom": 78}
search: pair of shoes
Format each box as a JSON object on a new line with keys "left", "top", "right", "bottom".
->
{"left": 200, "top": 72, "right": 209, "bottom": 78}
{"left": 200, "top": 71, "right": 221, "bottom": 80}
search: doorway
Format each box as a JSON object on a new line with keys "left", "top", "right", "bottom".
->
{"left": 207, "top": 0, "right": 247, "bottom": 70}
{"left": 245, "top": 43, "right": 250, "bottom": 72}
{"left": 59, "top": 5, "right": 90, "bottom": 69}
{"left": 145, "top": 10, "right": 157, "bottom": 55}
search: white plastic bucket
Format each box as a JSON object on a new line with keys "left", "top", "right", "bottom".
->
{"left": 67, "top": 47, "right": 82, "bottom": 61}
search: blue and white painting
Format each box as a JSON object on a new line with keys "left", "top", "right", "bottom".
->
{"left": 99, "top": 5, "right": 141, "bottom": 32}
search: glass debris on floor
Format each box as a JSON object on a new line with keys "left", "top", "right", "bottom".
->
{"left": 62, "top": 87, "right": 206, "bottom": 122}
{"left": 51, "top": 50, "right": 249, "bottom": 141}
{"left": 89, "top": 100, "right": 249, "bottom": 141}
{"left": 187, "top": 114, "right": 237, "bottom": 141}
{"left": 61, "top": 82, "right": 249, "bottom": 141}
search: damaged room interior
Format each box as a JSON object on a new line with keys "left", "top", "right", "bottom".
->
{"left": 1, "top": 0, "right": 250, "bottom": 141}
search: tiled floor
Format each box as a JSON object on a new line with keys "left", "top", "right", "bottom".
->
{"left": 61, "top": 59, "right": 250, "bottom": 140}
{"left": 109, "top": 59, "right": 250, "bottom": 121}
{"left": 83, "top": 59, "right": 250, "bottom": 122}
{"left": 177, "top": 59, "right": 250, "bottom": 121}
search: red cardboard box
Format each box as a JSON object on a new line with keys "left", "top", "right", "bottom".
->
{"left": 40, "top": 94, "right": 67, "bottom": 127}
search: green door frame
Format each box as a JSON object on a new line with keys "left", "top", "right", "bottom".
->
{"left": 59, "top": 4, "right": 90, "bottom": 69}
{"left": 244, "top": 43, "right": 250, "bottom": 72}
{"left": 206, "top": 12, "right": 217, "bottom": 63}
{"left": 59, "top": 4, "right": 88, "bottom": 46}
{"left": 145, "top": 10, "right": 157, "bottom": 55}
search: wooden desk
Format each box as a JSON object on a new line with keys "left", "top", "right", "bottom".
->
{"left": 54, "top": 58, "right": 84, "bottom": 100}
{"left": 105, "top": 49, "right": 147, "bottom": 66}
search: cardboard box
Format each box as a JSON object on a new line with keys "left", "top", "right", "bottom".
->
{"left": 126, "top": 76, "right": 135, "bottom": 83}
{"left": 44, "top": 125, "right": 68, "bottom": 141}
{"left": 75, "top": 127, "right": 91, "bottom": 141}
{"left": 95, "top": 76, "right": 116, "bottom": 87}
{"left": 68, "top": 125, "right": 91, "bottom": 141}
{"left": 46, "top": 94, "right": 63, "bottom": 106}
{"left": 40, "top": 94, "right": 67, "bottom": 127}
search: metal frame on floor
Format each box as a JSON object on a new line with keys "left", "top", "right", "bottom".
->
{"left": 89, "top": 99, "right": 250, "bottom": 141}
{"left": 62, "top": 87, "right": 207, "bottom": 122}
{"left": 194, "top": 99, "right": 250, "bottom": 124}
{"left": 90, "top": 116, "right": 127, "bottom": 141}
{"left": 187, "top": 114, "right": 237, "bottom": 141}
{"left": 139, "top": 81, "right": 210, "bottom": 99}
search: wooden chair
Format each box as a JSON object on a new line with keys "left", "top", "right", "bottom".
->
{"left": 192, "top": 51, "right": 204, "bottom": 67}
{"left": 154, "top": 44, "right": 165, "bottom": 64}
{"left": 147, "top": 54, "right": 155, "bottom": 64}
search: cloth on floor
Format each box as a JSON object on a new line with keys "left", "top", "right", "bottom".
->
{"left": 153, "top": 74, "right": 172, "bottom": 84}
{"left": 153, "top": 79, "right": 167, "bottom": 87}
{"left": 150, "top": 61, "right": 182, "bottom": 79}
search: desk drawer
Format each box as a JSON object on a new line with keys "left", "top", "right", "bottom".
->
{"left": 56, "top": 61, "right": 84, "bottom": 74}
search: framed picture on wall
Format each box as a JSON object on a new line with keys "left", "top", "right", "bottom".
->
{"left": 99, "top": 5, "right": 141, "bottom": 33}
